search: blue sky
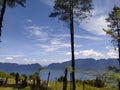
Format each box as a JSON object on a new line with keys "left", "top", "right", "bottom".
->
{"left": 0, "top": 0, "right": 120, "bottom": 66}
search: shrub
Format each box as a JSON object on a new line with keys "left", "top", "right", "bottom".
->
{"left": 57, "top": 76, "right": 64, "bottom": 82}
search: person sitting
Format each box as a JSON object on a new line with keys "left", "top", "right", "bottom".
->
{"left": 21, "top": 76, "right": 27, "bottom": 87}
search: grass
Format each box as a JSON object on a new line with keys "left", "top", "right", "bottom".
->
{"left": 0, "top": 79, "right": 117, "bottom": 90}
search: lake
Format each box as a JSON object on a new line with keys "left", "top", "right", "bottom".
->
{"left": 3, "top": 69, "right": 95, "bottom": 81}
{"left": 40, "top": 69, "right": 95, "bottom": 81}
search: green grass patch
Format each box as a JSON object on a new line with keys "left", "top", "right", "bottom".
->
{"left": 0, "top": 79, "right": 117, "bottom": 90}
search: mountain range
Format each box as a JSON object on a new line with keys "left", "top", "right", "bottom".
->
{"left": 0, "top": 58, "right": 118, "bottom": 72}
{"left": 0, "top": 63, "right": 41, "bottom": 72}
{"left": 47, "top": 58, "right": 118, "bottom": 70}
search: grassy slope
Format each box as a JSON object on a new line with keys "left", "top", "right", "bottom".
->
{"left": 0, "top": 79, "right": 117, "bottom": 90}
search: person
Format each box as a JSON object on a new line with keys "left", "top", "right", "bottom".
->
{"left": 4, "top": 77, "right": 8, "bottom": 86}
{"left": 36, "top": 75, "right": 40, "bottom": 86}
{"left": 43, "top": 81, "right": 47, "bottom": 87}
{"left": 15, "top": 73, "right": 19, "bottom": 85}
{"left": 0, "top": 76, "right": 3, "bottom": 86}
{"left": 21, "top": 76, "right": 27, "bottom": 87}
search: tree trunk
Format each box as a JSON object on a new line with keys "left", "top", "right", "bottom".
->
{"left": 46, "top": 72, "right": 50, "bottom": 90}
{"left": 63, "top": 68, "right": 68, "bottom": 90}
{"left": 115, "top": 11, "right": 120, "bottom": 89}
{"left": 70, "top": 0, "right": 75, "bottom": 90}
{"left": 117, "top": 13, "right": 120, "bottom": 89}
{"left": 0, "top": 0, "right": 7, "bottom": 40}
{"left": 83, "top": 81, "right": 85, "bottom": 90}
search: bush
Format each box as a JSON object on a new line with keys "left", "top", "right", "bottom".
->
{"left": 57, "top": 76, "right": 64, "bottom": 82}
{"left": 94, "top": 77, "right": 104, "bottom": 87}
{"left": 84, "top": 78, "right": 104, "bottom": 88}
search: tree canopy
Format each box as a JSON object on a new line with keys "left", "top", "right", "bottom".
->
{"left": 49, "top": 0, "right": 93, "bottom": 25}
{"left": 0, "top": 0, "right": 26, "bottom": 7}
{"left": 104, "top": 6, "right": 120, "bottom": 49}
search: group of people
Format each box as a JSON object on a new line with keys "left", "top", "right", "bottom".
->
{"left": 15, "top": 73, "right": 27, "bottom": 87}
{"left": 0, "top": 76, "right": 8, "bottom": 86}
{"left": 0, "top": 72, "right": 27, "bottom": 87}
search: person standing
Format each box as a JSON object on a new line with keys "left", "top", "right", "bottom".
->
{"left": 15, "top": 73, "right": 19, "bottom": 85}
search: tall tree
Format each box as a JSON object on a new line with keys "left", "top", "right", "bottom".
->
{"left": 49, "top": 0, "right": 93, "bottom": 90}
{"left": 0, "top": 0, "right": 26, "bottom": 41}
{"left": 104, "top": 6, "right": 120, "bottom": 90}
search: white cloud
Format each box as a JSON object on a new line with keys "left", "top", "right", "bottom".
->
{"left": 66, "top": 48, "right": 118, "bottom": 59}
{"left": 105, "top": 46, "right": 110, "bottom": 49}
{"left": 66, "top": 49, "right": 104, "bottom": 59}
{"left": 5, "top": 57, "right": 13, "bottom": 60}
{"left": 38, "top": 38, "right": 81, "bottom": 52}
{"left": 79, "top": 49, "right": 103, "bottom": 58}
{"left": 20, "top": 58, "right": 69, "bottom": 66}
{"left": 25, "top": 25, "right": 50, "bottom": 41}
{"left": 74, "top": 35, "right": 103, "bottom": 41}
{"left": 0, "top": 54, "right": 23, "bottom": 57}
{"left": 51, "top": 39, "right": 61, "bottom": 45}
{"left": 107, "top": 49, "right": 118, "bottom": 58}
{"left": 39, "top": 39, "right": 71, "bottom": 51}
{"left": 105, "top": 46, "right": 118, "bottom": 58}
{"left": 0, "top": 55, "right": 24, "bottom": 60}
{"left": 80, "top": 15, "right": 108, "bottom": 35}
{"left": 54, "top": 34, "right": 104, "bottom": 41}
{"left": 27, "top": 19, "right": 32, "bottom": 23}
{"left": 66, "top": 51, "right": 80, "bottom": 56}
{"left": 79, "top": 0, "right": 112, "bottom": 36}
{"left": 41, "top": 0, "right": 54, "bottom": 7}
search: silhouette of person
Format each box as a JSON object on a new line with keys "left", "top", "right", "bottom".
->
{"left": 0, "top": 75, "right": 3, "bottom": 86}
{"left": 21, "top": 76, "right": 27, "bottom": 87}
{"left": 15, "top": 73, "right": 19, "bottom": 85}
{"left": 4, "top": 77, "right": 8, "bottom": 86}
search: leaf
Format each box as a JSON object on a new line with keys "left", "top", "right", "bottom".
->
{"left": 16, "top": 0, "right": 26, "bottom": 7}
{"left": 49, "top": 12, "right": 60, "bottom": 17}
{"left": 66, "top": 66, "right": 78, "bottom": 72}
{"left": 103, "top": 29, "right": 119, "bottom": 40}
{"left": 0, "top": 0, "right": 3, "bottom": 5}
{"left": 103, "top": 29, "right": 113, "bottom": 35}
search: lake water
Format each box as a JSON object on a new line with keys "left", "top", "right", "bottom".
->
{"left": 40, "top": 69, "right": 95, "bottom": 81}
{"left": 3, "top": 69, "right": 95, "bottom": 81}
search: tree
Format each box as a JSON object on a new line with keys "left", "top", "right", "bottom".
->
{"left": 0, "top": 0, "right": 26, "bottom": 41}
{"left": 104, "top": 6, "right": 120, "bottom": 90}
{"left": 49, "top": 0, "right": 93, "bottom": 90}
{"left": 105, "top": 66, "right": 120, "bottom": 88}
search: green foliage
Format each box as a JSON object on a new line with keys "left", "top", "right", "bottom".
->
{"left": 49, "top": 0, "right": 93, "bottom": 24}
{"left": 20, "top": 74, "right": 27, "bottom": 80}
{"left": 104, "top": 6, "right": 120, "bottom": 48}
{"left": 107, "top": 66, "right": 119, "bottom": 73}
{"left": 105, "top": 72, "right": 120, "bottom": 82}
{"left": 9, "top": 72, "right": 16, "bottom": 77}
{"left": 94, "top": 77, "right": 105, "bottom": 87}
{"left": 0, "top": 0, "right": 26, "bottom": 7}
{"left": 57, "top": 76, "right": 64, "bottom": 82}
{"left": 0, "top": 71, "right": 8, "bottom": 77}
{"left": 38, "top": 67, "right": 46, "bottom": 74}
{"left": 29, "top": 72, "right": 37, "bottom": 80}
{"left": 0, "top": 72, "right": 14, "bottom": 78}
{"left": 84, "top": 78, "right": 105, "bottom": 88}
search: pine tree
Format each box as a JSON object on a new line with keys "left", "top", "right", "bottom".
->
{"left": 104, "top": 6, "right": 120, "bottom": 90}
{"left": 49, "top": 0, "right": 93, "bottom": 90}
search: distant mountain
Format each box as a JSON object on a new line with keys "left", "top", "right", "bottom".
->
{"left": 47, "top": 58, "right": 118, "bottom": 71}
{"left": 0, "top": 58, "right": 118, "bottom": 72}
{"left": 0, "top": 63, "right": 41, "bottom": 72}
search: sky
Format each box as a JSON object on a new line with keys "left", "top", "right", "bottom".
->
{"left": 0, "top": 0, "right": 120, "bottom": 66}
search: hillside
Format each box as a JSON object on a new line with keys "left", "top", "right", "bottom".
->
{"left": 0, "top": 58, "right": 118, "bottom": 72}
{"left": 47, "top": 58, "right": 118, "bottom": 70}
{"left": 0, "top": 63, "right": 41, "bottom": 72}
